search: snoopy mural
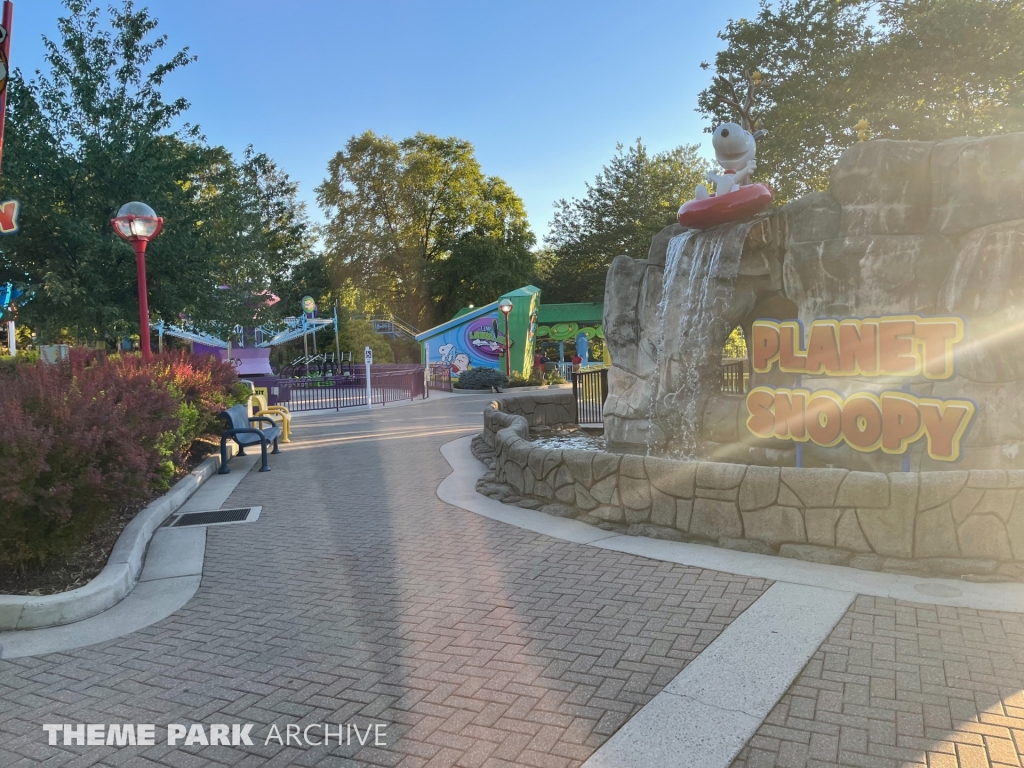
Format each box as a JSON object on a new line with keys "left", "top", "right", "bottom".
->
{"left": 437, "top": 342, "right": 473, "bottom": 374}
{"left": 677, "top": 72, "right": 774, "bottom": 229}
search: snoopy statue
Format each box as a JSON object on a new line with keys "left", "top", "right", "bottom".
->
{"left": 677, "top": 122, "right": 774, "bottom": 229}
{"left": 695, "top": 122, "right": 767, "bottom": 199}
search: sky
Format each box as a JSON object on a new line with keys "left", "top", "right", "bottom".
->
{"left": 11, "top": 0, "right": 763, "bottom": 242}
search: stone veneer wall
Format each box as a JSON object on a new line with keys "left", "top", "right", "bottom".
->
{"left": 482, "top": 393, "right": 1024, "bottom": 580}
{"left": 486, "top": 391, "right": 577, "bottom": 429}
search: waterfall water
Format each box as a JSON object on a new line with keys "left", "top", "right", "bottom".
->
{"left": 644, "top": 230, "right": 696, "bottom": 455}
{"left": 646, "top": 222, "right": 754, "bottom": 459}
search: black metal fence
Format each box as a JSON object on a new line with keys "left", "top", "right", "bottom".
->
{"left": 721, "top": 359, "right": 747, "bottom": 394}
{"left": 427, "top": 364, "right": 453, "bottom": 392}
{"left": 573, "top": 368, "right": 609, "bottom": 425}
{"left": 269, "top": 368, "right": 426, "bottom": 412}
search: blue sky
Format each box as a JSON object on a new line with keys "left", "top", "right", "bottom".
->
{"left": 12, "top": 0, "right": 762, "bottom": 241}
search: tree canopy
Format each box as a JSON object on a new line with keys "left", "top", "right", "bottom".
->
{"left": 540, "top": 140, "right": 710, "bottom": 302}
{"left": 427, "top": 232, "right": 535, "bottom": 322}
{"left": 698, "top": 0, "right": 1024, "bottom": 201}
{"left": 0, "top": 0, "right": 316, "bottom": 343}
{"left": 205, "top": 146, "right": 318, "bottom": 332}
{"left": 316, "top": 131, "right": 534, "bottom": 328}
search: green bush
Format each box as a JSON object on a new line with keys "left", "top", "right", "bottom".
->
{"left": 454, "top": 368, "right": 509, "bottom": 390}
{"left": 0, "top": 351, "right": 40, "bottom": 375}
{"left": 503, "top": 368, "right": 568, "bottom": 387}
{"left": 504, "top": 372, "right": 534, "bottom": 388}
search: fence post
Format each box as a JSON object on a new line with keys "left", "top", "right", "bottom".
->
{"left": 572, "top": 372, "right": 579, "bottom": 424}
{"left": 365, "top": 346, "right": 373, "bottom": 410}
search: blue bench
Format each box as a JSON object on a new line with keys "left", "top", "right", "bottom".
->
{"left": 218, "top": 404, "right": 282, "bottom": 474}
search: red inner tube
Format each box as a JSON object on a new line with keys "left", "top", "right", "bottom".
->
{"left": 677, "top": 183, "right": 774, "bottom": 229}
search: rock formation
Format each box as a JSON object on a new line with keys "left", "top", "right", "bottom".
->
{"left": 603, "top": 132, "right": 1024, "bottom": 470}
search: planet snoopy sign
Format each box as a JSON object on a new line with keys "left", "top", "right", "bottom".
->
{"left": 744, "top": 315, "right": 976, "bottom": 462}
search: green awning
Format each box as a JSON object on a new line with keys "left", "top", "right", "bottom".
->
{"left": 538, "top": 302, "right": 603, "bottom": 324}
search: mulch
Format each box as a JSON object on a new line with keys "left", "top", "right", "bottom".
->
{"left": 0, "top": 438, "right": 219, "bottom": 597}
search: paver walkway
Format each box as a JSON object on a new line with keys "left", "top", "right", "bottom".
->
{"left": 730, "top": 596, "right": 1024, "bottom": 768}
{"left": 4, "top": 397, "right": 1024, "bottom": 767}
{"left": 0, "top": 397, "right": 767, "bottom": 767}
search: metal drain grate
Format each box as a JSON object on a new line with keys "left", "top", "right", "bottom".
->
{"left": 172, "top": 508, "right": 253, "bottom": 527}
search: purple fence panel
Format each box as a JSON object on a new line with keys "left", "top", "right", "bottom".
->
{"left": 264, "top": 368, "right": 426, "bottom": 412}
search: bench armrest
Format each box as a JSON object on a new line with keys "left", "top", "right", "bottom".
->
{"left": 259, "top": 405, "right": 291, "bottom": 416}
{"left": 248, "top": 416, "right": 278, "bottom": 429}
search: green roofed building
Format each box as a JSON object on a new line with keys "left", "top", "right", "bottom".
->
{"left": 534, "top": 301, "right": 607, "bottom": 367}
{"left": 415, "top": 288, "right": 606, "bottom": 377}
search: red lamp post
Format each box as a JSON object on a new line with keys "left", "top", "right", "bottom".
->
{"left": 111, "top": 202, "right": 163, "bottom": 361}
{"left": 499, "top": 298, "right": 513, "bottom": 377}
{"left": 0, "top": 1, "right": 15, "bottom": 177}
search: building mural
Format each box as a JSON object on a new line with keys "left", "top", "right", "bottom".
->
{"left": 416, "top": 290, "right": 608, "bottom": 377}
{"left": 433, "top": 314, "right": 505, "bottom": 374}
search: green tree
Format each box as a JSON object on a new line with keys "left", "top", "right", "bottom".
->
{"left": 271, "top": 253, "right": 332, "bottom": 317}
{"left": 428, "top": 231, "right": 536, "bottom": 322}
{"left": 203, "top": 147, "right": 318, "bottom": 334}
{"left": 698, "top": 0, "right": 1024, "bottom": 202}
{"left": 860, "top": 0, "right": 1024, "bottom": 136}
{"left": 542, "top": 140, "right": 710, "bottom": 302}
{"left": 317, "top": 131, "right": 533, "bottom": 328}
{"left": 0, "top": 0, "right": 313, "bottom": 343}
{"left": 337, "top": 319, "right": 394, "bottom": 363}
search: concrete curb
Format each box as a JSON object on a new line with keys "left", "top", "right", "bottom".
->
{"left": 583, "top": 583, "right": 855, "bottom": 768}
{"left": 0, "top": 446, "right": 234, "bottom": 631}
{"left": 439, "top": 434, "right": 1024, "bottom": 612}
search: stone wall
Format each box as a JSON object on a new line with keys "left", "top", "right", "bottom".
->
{"left": 485, "top": 391, "right": 577, "bottom": 430}
{"left": 480, "top": 395, "right": 1024, "bottom": 581}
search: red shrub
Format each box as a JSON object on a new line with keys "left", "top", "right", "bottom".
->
{"left": 0, "top": 350, "right": 242, "bottom": 566}
{"left": 111, "top": 350, "right": 246, "bottom": 445}
{"left": 112, "top": 350, "right": 240, "bottom": 409}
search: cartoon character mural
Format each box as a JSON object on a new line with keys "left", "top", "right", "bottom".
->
{"left": 436, "top": 343, "right": 470, "bottom": 374}
{"left": 528, "top": 309, "right": 539, "bottom": 365}
{"left": 429, "top": 314, "right": 507, "bottom": 373}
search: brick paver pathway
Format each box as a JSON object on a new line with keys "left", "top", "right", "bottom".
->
{"left": 730, "top": 595, "right": 1024, "bottom": 768}
{"left": 0, "top": 397, "right": 767, "bottom": 767}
